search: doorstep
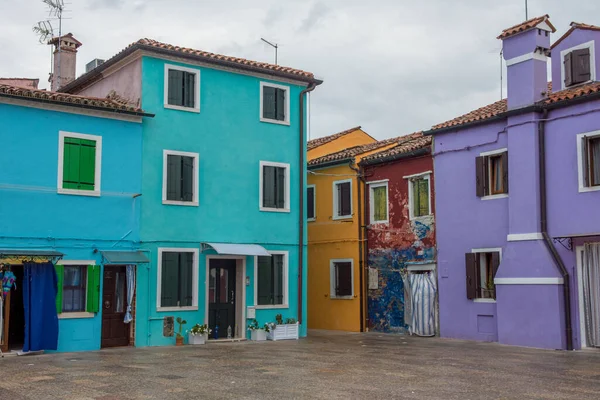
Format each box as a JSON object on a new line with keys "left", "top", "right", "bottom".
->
{"left": 208, "top": 338, "right": 247, "bottom": 343}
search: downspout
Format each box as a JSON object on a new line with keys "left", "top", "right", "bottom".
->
{"left": 538, "top": 108, "right": 573, "bottom": 350}
{"left": 350, "top": 163, "right": 366, "bottom": 331}
{"left": 298, "top": 82, "right": 316, "bottom": 325}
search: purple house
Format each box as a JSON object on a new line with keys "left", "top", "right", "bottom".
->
{"left": 425, "top": 15, "right": 600, "bottom": 350}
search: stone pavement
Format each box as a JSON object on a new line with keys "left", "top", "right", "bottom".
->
{"left": 1, "top": 330, "right": 599, "bottom": 399}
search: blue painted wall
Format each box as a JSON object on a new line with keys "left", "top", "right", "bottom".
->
{"left": 0, "top": 102, "right": 143, "bottom": 352}
{"left": 135, "top": 55, "right": 309, "bottom": 345}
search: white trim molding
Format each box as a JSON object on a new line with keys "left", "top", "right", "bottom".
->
{"left": 505, "top": 52, "right": 547, "bottom": 67}
{"left": 163, "top": 63, "right": 201, "bottom": 113}
{"left": 253, "top": 250, "right": 289, "bottom": 309}
{"left": 259, "top": 161, "right": 291, "bottom": 212}
{"left": 58, "top": 312, "right": 95, "bottom": 319}
{"left": 307, "top": 184, "right": 316, "bottom": 222}
{"left": 507, "top": 233, "right": 544, "bottom": 241}
{"left": 494, "top": 277, "right": 564, "bottom": 285}
{"left": 402, "top": 171, "right": 432, "bottom": 180}
{"left": 369, "top": 180, "right": 389, "bottom": 224}
{"left": 407, "top": 172, "right": 432, "bottom": 221}
{"left": 332, "top": 178, "right": 353, "bottom": 220}
{"left": 329, "top": 258, "right": 355, "bottom": 300}
{"left": 577, "top": 131, "right": 600, "bottom": 193}
{"left": 560, "top": 40, "right": 596, "bottom": 91}
{"left": 479, "top": 148, "right": 508, "bottom": 157}
{"left": 259, "top": 81, "right": 291, "bottom": 126}
{"left": 57, "top": 131, "right": 102, "bottom": 197}
{"left": 366, "top": 179, "right": 390, "bottom": 185}
{"left": 407, "top": 263, "right": 436, "bottom": 272}
{"left": 471, "top": 247, "right": 503, "bottom": 256}
{"left": 162, "top": 149, "right": 200, "bottom": 206}
{"left": 156, "top": 247, "right": 199, "bottom": 312}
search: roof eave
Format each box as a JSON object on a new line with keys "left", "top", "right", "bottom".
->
{"left": 360, "top": 147, "right": 431, "bottom": 166}
{"left": 307, "top": 157, "right": 353, "bottom": 170}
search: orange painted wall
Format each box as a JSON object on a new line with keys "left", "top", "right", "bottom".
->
{"left": 308, "top": 129, "right": 375, "bottom": 161}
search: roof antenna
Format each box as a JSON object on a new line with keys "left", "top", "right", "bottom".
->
{"left": 500, "top": 49, "right": 504, "bottom": 100}
{"left": 33, "top": 0, "right": 69, "bottom": 89}
{"left": 525, "top": 0, "right": 528, "bottom": 20}
{"left": 261, "top": 38, "right": 278, "bottom": 65}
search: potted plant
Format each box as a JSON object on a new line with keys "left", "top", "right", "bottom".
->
{"left": 188, "top": 323, "right": 211, "bottom": 345}
{"left": 267, "top": 316, "right": 300, "bottom": 341}
{"left": 247, "top": 319, "right": 269, "bottom": 341}
{"left": 175, "top": 317, "right": 187, "bottom": 346}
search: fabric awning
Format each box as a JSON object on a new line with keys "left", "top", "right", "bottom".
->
{"left": 202, "top": 243, "right": 271, "bottom": 257}
{"left": 0, "top": 250, "right": 64, "bottom": 257}
{"left": 101, "top": 251, "right": 150, "bottom": 264}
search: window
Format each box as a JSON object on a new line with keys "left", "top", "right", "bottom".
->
{"left": 465, "top": 250, "right": 501, "bottom": 300}
{"left": 406, "top": 172, "right": 431, "bottom": 219}
{"left": 333, "top": 179, "right": 352, "bottom": 219}
{"left": 260, "top": 82, "right": 290, "bottom": 125}
{"left": 255, "top": 252, "right": 288, "bottom": 307}
{"left": 164, "top": 64, "right": 200, "bottom": 112}
{"left": 369, "top": 181, "right": 388, "bottom": 224}
{"left": 330, "top": 259, "right": 353, "bottom": 299}
{"left": 476, "top": 150, "right": 508, "bottom": 198}
{"left": 307, "top": 185, "right": 316, "bottom": 221}
{"left": 58, "top": 131, "right": 102, "bottom": 196}
{"left": 157, "top": 248, "right": 198, "bottom": 310}
{"left": 581, "top": 134, "right": 600, "bottom": 189}
{"left": 54, "top": 262, "right": 100, "bottom": 316}
{"left": 561, "top": 41, "right": 595, "bottom": 90}
{"left": 162, "top": 150, "right": 199, "bottom": 206}
{"left": 260, "top": 161, "right": 290, "bottom": 212}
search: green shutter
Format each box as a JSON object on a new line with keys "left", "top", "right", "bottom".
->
{"left": 55, "top": 264, "right": 64, "bottom": 314}
{"left": 86, "top": 265, "right": 101, "bottom": 313}
{"left": 78, "top": 139, "right": 96, "bottom": 191}
{"left": 63, "top": 138, "right": 81, "bottom": 189}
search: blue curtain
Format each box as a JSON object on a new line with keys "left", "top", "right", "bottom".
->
{"left": 23, "top": 262, "right": 59, "bottom": 352}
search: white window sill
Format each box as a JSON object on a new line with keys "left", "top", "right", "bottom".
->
{"left": 253, "top": 304, "right": 289, "bottom": 310}
{"left": 473, "top": 298, "right": 497, "bottom": 303}
{"left": 58, "top": 188, "right": 100, "bottom": 197}
{"left": 162, "top": 200, "right": 199, "bottom": 207}
{"left": 410, "top": 214, "right": 433, "bottom": 222}
{"left": 307, "top": 218, "right": 316, "bottom": 222}
{"left": 260, "top": 207, "right": 290, "bottom": 213}
{"left": 481, "top": 193, "right": 508, "bottom": 201}
{"left": 164, "top": 104, "right": 200, "bottom": 113}
{"left": 332, "top": 215, "right": 353, "bottom": 221}
{"left": 330, "top": 295, "right": 355, "bottom": 300}
{"left": 260, "top": 117, "right": 290, "bottom": 126}
{"left": 58, "top": 312, "right": 95, "bottom": 319}
{"left": 157, "top": 306, "right": 199, "bottom": 312}
{"left": 370, "top": 220, "right": 389, "bottom": 225}
{"left": 579, "top": 185, "right": 600, "bottom": 193}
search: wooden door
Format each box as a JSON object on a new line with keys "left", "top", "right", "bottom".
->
{"left": 1, "top": 291, "right": 9, "bottom": 353}
{"left": 208, "top": 259, "right": 236, "bottom": 339}
{"left": 101, "top": 266, "right": 130, "bottom": 348}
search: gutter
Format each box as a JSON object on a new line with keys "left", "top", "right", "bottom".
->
{"left": 538, "top": 108, "right": 573, "bottom": 350}
{"left": 349, "top": 162, "right": 366, "bottom": 332}
{"left": 298, "top": 82, "right": 318, "bottom": 326}
{"left": 359, "top": 147, "right": 430, "bottom": 166}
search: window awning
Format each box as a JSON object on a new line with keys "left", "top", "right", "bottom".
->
{"left": 201, "top": 243, "right": 271, "bottom": 257}
{"left": 0, "top": 250, "right": 64, "bottom": 257}
{"left": 100, "top": 251, "right": 150, "bottom": 264}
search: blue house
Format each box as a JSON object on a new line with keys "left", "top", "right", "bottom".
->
{"left": 61, "top": 38, "right": 322, "bottom": 345}
{"left": 0, "top": 65, "right": 152, "bottom": 353}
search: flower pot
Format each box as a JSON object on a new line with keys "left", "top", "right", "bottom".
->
{"left": 189, "top": 333, "right": 207, "bottom": 345}
{"left": 176, "top": 336, "right": 184, "bottom": 346}
{"left": 250, "top": 329, "right": 267, "bottom": 341}
{"left": 267, "top": 323, "right": 300, "bottom": 341}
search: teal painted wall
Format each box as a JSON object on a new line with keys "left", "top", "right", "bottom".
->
{"left": 136, "top": 56, "right": 309, "bottom": 344}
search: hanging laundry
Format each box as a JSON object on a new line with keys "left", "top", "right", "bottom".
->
{"left": 2, "top": 270, "right": 16, "bottom": 298}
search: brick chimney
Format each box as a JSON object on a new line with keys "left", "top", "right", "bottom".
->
{"left": 48, "top": 33, "right": 82, "bottom": 91}
{"left": 499, "top": 15, "right": 555, "bottom": 110}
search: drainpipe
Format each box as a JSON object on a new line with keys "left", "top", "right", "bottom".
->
{"left": 350, "top": 163, "right": 366, "bottom": 331}
{"left": 538, "top": 108, "right": 573, "bottom": 350}
{"left": 298, "top": 83, "right": 316, "bottom": 325}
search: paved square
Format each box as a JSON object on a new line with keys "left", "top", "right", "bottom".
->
{"left": 1, "top": 331, "right": 599, "bottom": 399}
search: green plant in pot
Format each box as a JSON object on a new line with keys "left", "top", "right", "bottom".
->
{"left": 175, "top": 317, "right": 187, "bottom": 346}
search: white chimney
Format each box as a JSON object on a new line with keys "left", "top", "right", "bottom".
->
{"left": 48, "top": 33, "right": 82, "bottom": 91}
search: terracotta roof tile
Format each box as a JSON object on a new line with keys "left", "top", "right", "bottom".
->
{"left": 552, "top": 22, "right": 600, "bottom": 49}
{"left": 430, "top": 99, "right": 507, "bottom": 130}
{"left": 0, "top": 84, "right": 148, "bottom": 115}
{"left": 543, "top": 81, "right": 600, "bottom": 105}
{"left": 497, "top": 14, "right": 556, "bottom": 39}
{"left": 307, "top": 126, "right": 362, "bottom": 150}
{"left": 360, "top": 134, "right": 431, "bottom": 164}
{"left": 0, "top": 78, "right": 39, "bottom": 89}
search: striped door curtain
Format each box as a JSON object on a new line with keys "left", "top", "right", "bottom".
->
{"left": 583, "top": 243, "right": 600, "bottom": 347}
{"left": 409, "top": 272, "right": 437, "bottom": 337}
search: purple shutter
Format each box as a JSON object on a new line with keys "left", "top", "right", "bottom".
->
{"left": 475, "top": 156, "right": 486, "bottom": 197}
{"left": 465, "top": 253, "right": 478, "bottom": 300}
{"left": 564, "top": 52, "right": 573, "bottom": 87}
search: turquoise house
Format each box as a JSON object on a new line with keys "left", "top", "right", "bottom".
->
{"left": 0, "top": 80, "right": 152, "bottom": 353}
{"left": 62, "top": 38, "right": 322, "bottom": 345}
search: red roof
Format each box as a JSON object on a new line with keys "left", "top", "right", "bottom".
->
{"left": 360, "top": 134, "right": 431, "bottom": 165}
{"left": 497, "top": 15, "right": 556, "bottom": 39}
{"left": 430, "top": 99, "right": 507, "bottom": 130}
{"left": 551, "top": 22, "right": 600, "bottom": 49}
{"left": 307, "top": 126, "right": 362, "bottom": 150}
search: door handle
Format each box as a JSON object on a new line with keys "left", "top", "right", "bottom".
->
{"left": 231, "top": 290, "right": 234, "bottom": 304}
{"left": 105, "top": 301, "right": 110, "bottom": 309}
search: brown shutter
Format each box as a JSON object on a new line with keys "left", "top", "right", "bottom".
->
{"left": 475, "top": 156, "right": 486, "bottom": 197}
{"left": 564, "top": 52, "right": 573, "bottom": 87}
{"left": 501, "top": 151, "right": 509, "bottom": 194}
{"left": 307, "top": 187, "right": 315, "bottom": 219}
{"left": 491, "top": 252, "right": 500, "bottom": 279}
{"left": 573, "top": 48, "right": 591, "bottom": 84}
{"left": 340, "top": 182, "right": 351, "bottom": 216}
{"left": 335, "top": 262, "right": 352, "bottom": 297}
{"left": 465, "top": 253, "right": 478, "bottom": 300}
{"left": 583, "top": 136, "right": 590, "bottom": 187}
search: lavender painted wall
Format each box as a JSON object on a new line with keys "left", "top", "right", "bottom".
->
{"left": 77, "top": 59, "right": 142, "bottom": 105}
{"left": 551, "top": 29, "right": 600, "bottom": 91}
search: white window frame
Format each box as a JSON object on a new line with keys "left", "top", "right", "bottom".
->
{"left": 478, "top": 148, "right": 509, "bottom": 200}
{"left": 164, "top": 63, "right": 201, "bottom": 113}
{"left": 307, "top": 184, "right": 316, "bottom": 222}
{"left": 57, "top": 131, "right": 102, "bottom": 197}
{"left": 577, "top": 131, "right": 600, "bottom": 193}
{"left": 470, "top": 247, "right": 502, "bottom": 303}
{"left": 259, "top": 161, "right": 291, "bottom": 212}
{"left": 330, "top": 258, "right": 354, "bottom": 300}
{"left": 560, "top": 40, "right": 596, "bottom": 90}
{"left": 405, "top": 171, "right": 432, "bottom": 220}
{"left": 56, "top": 260, "right": 96, "bottom": 319}
{"left": 332, "top": 179, "right": 353, "bottom": 220}
{"left": 253, "top": 250, "right": 289, "bottom": 309}
{"left": 156, "top": 247, "right": 199, "bottom": 312}
{"left": 162, "top": 149, "right": 200, "bottom": 206}
{"left": 259, "top": 81, "right": 290, "bottom": 126}
{"left": 368, "top": 179, "right": 389, "bottom": 224}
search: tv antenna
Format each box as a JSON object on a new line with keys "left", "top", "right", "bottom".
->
{"left": 525, "top": 0, "right": 528, "bottom": 20}
{"left": 33, "top": 0, "right": 68, "bottom": 89}
{"left": 261, "top": 38, "right": 278, "bottom": 65}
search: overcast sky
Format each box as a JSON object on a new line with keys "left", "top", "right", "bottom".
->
{"left": 1, "top": 0, "right": 599, "bottom": 139}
